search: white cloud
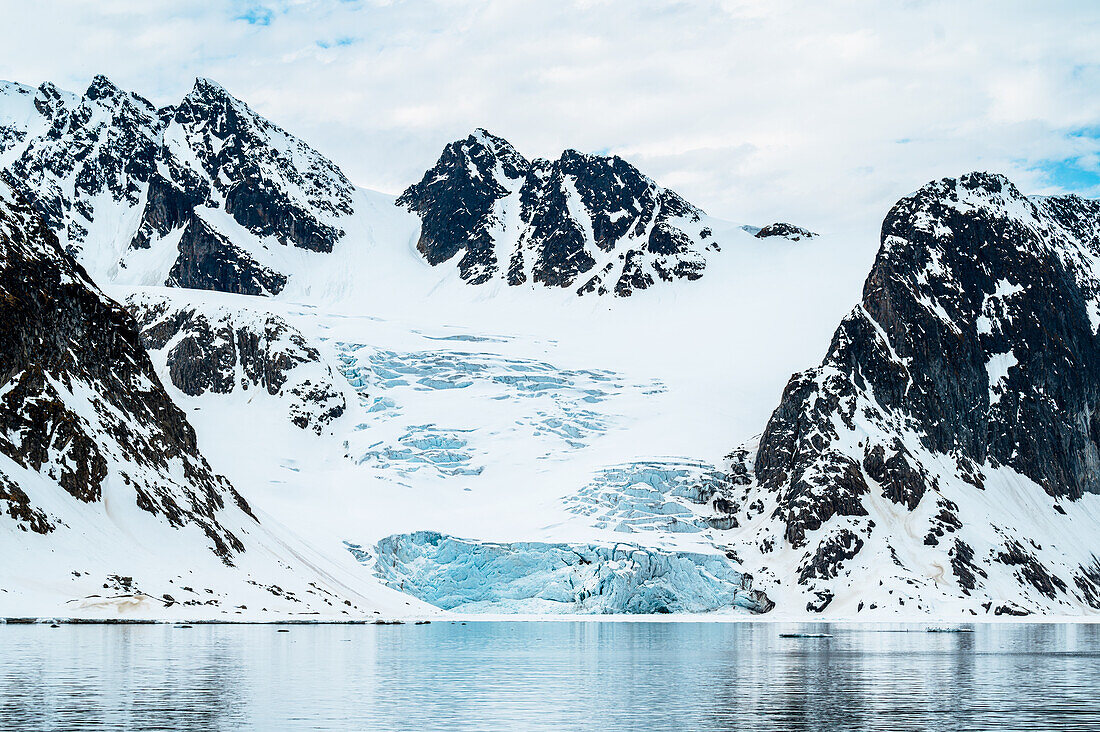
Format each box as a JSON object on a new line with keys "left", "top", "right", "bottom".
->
{"left": 2, "top": 0, "right": 1098, "bottom": 233}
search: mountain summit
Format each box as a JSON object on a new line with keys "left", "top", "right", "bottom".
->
{"left": 0, "top": 76, "right": 358, "bottom": 295}
{"left": 398, "top": 129, "right": 720, "bottom": 296}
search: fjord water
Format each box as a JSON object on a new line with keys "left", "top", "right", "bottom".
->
{"left": 1, "top": 622, "right": 1098, "bottom": 731}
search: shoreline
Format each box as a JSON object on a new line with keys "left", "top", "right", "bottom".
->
{"left": 5, "top": 614, "right": 1100, "bottom": 626}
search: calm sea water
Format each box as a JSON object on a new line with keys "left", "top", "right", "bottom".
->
{"left": 1, "top": 621, "right": 1099, "bottom": 730}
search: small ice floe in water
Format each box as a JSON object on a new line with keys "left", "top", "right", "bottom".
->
{"left": 779, "top": 632, "right": 832, "bottom": 638}
{"left": 926, "top": 627, "right": 974, "bottom": 633}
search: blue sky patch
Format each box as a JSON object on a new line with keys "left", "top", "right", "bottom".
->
{"left": 236, "top": 6, "right": 274, "bottom": 26}
{"left": 317, "top": 37, "right": 359, "bottom": 49}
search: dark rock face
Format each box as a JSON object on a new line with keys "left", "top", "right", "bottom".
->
{"left": 167, "top": 79, "right": 353, "bottom": 253}
{"left": 0, "top": 75, "right": 356, "bottom": 293}
{"left": 798, "top": 529, "right": 865, "bottom": 583}
{"left": 166, "top": 215, "right": 287, "bottom": 296}
{"left": 399, "top": 129, "right": 714, "bottom": 296}
{"left": 126, "top": 293, "right": 347, "bottom": 435}
{"left": 0, "top": 185, "right": 253, "bottom": 559}
{"left": 755, "top": 222, "right": 816, "bottom": 241}
{"left": 757, "top": 174, "right": 1100, "bottom": 516}
{"left": 128, "top": 173, "right": 205, "bottom": 250}
{"left": 398, "top": 129, "right": 527, "bottom": 284}
{"left": 723, "top": 172, "right": 1100, "bottom": 613}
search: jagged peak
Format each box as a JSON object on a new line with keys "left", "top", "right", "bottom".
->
{"left": 883, "top": 172, "right": 1039, "bottom": 250}
{"left": 555, "top": 148, "right": 658, "bottom": 188}
{"left": 182, "top": 77, "right": 252, "bottom": 116}
{"left": 460, "top": 128, "right": 528, "bottom": 170}
{"left": 29, "top": 81, "right": 75, "bottom": 118}
{"left": 957, "top": 170, "right": 1017, "bottom": 192}
{"left": 468, "top": 127, "right": 510, "bottom": 148}
{"left": 33, "top": 80, "right": 68, "bottom": 102}
{"left": 191, "top": 76, "right": 231, "bottom": 96}
{"left": 907, "top": 171, "right": 1028, "bottom": 207}
{"left": 81, "top": 75, "right": 157, "bottom": 117}
{"left": 177, "top": 77, "right": 306, "bottom": 147}
{"left": 559, "top": 147, "right": 584, "bottom": 159}
{"left": 84, "top": 74, "right": 121, "bottom": 100}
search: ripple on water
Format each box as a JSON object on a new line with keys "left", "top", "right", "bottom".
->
{"left": 1, "top": 622, "right": 1099, "bottom": 731}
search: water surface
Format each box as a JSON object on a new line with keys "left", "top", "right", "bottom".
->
{"left": 2, "top": 622, "right": 1099, "bottom": 730}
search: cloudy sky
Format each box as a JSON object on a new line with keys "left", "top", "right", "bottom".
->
{"left": 3, "top": 0, "right": 1099, "bottom": 231}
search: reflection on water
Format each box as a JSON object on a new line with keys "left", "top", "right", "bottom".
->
{"left": 1, "top": 622, "right": 1099, "bottom": 730}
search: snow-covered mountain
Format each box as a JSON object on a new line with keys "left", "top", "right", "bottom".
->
{"left": 0, "top": 180, "right": 249, "bottom": 560}
{"left": 5, "top": 72, "right": 1100, "bottom": 621}
{"left": 0, "top": 179, "right": 430, "bottom": 619}
{"left": 714, "top": 173, "right": 1100, "bottom": 616}
{"left": 1, "top": 78, "right": 756, "bottom": 303}
{"left": 398, "top": 129, "right": 722, "bottom": 296}
{"left": 0, "top": 75, "right": 362, "bottom": 297}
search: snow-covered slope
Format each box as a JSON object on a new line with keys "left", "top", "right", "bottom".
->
{"left": 0, "top": 180, "right": 430, "bottom": 620}
{"left": 103, "top": 223, "right": 870, "bottom": 618}
{"left": 398, "top": 129, "right": 724, "bottom": 295}
{"left": 712, "top": 173, "right": 1100, "bottom": 617}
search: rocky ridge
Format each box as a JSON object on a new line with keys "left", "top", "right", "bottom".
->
{"left": 0, "top": 75, "right": 356, "bottom": 295}
{"left": 714, "top": 173, "right": 1100, "bottom": 615}
{"left": 126, "top": 291, "right": 347, "bottom": 435}
{"left": 0, "top": 180, "right": 253, "bottom": 561}
{"left": 398, "top": 129, "right": 719, "bottom": 296}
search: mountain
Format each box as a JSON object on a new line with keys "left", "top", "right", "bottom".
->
{"left": 715, "top": 172, "right": 1100, "bottom": 616}
{"left": 125, "top": 290, "right": 348, "bottom": 436}
{"left": 1, "top": 77, "right": 802, "bottom": 306}
{"left": 398, "top": 129, "right": 721, "bottom": 296}
{"left": 0, "top": 180, "right": 426, "bottom": 619}
{"left": 12, "top": 74, "right": 1100, "bottom": 620}
{"left": 0, "top": 180, "right": 250, "bottom": 558}
{"left": 0, "top": 75, "right": 360, "bottom": 297}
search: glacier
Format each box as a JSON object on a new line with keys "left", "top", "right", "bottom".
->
{"left": 367, "top": 531, "right": 774, "bottom": 614}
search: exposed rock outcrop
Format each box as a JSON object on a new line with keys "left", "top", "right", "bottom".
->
{"left": 0, "top": 75, "right": 356, "bottom": 294}
{"left": 0, "top": 182, "right": 253, "bottom": 560}
{"left": 126, "top": 292, "right": 346, "bottom": 434}
{"left": 719, "top": 173, "right": 1100, "bottom": 615}
{"left": 399, "top": 129, "right": 717, "bottom": 296}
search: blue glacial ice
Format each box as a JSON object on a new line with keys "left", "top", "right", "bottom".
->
{"left": 565, "top": 459, "right": 734, "bottom": 534}
{"left": 330, "top": 341, "right": 665, "bottom": 475}
{"left": 332, "top": 342, "right": 663, "bottom": 405}
{"left": 357, "top": 424, "right": 483, "bottom": 477}
{"left": 366, "top": 531, "right": 773, "bottom": 614}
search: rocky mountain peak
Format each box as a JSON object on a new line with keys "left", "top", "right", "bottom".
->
{"left": 162, "top": 77, "right": 355, "bottom": 253}
{"left": 0, "top": 74, "right": 360, "bottom": 295}
{"left": 466, "top": 128, "right": 530, "bottom": 178}
{"left": 718, "top": 171, "right": 1100, "bottom": 615}
{"left": 84, "top": 74, "right": 125, "bottom": 102}
{"left": 400, "top": 131, "right": 715, "bottom": 295}
{"left": 1, "top": 75, "right": 161, "bottom": 250}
